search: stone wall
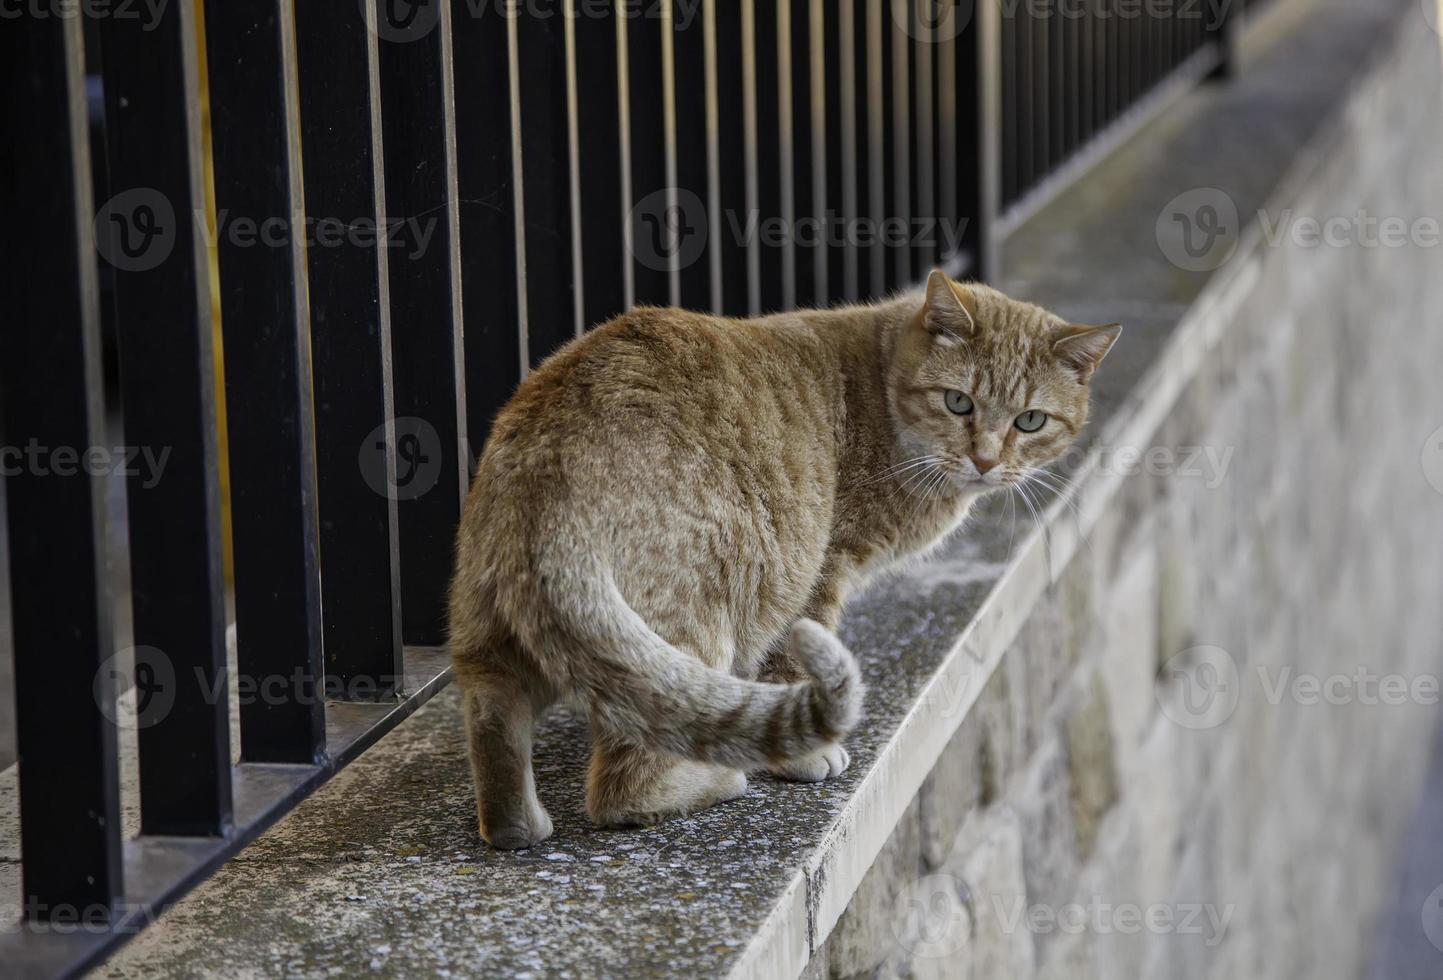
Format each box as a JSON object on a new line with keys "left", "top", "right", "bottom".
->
{"left": 804, "top": 13, "right": 1443, "bottom": 980}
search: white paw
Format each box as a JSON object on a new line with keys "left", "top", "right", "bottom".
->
{"left": 770, "top": 743, "right": 851, "bottom": 783}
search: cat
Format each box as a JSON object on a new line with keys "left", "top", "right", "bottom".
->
{"left": 448, "top": 269, "right": 1120, "bottom": 849}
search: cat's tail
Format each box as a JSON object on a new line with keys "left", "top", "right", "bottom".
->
{"left": 523, "top": 556, "right": 863, "bottom": 770}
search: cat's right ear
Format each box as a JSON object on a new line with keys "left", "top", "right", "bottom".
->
{"left": 922, "top": 269, "right": 975, "bottom": 343}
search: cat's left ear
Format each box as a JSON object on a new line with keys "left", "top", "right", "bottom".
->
{"left": 1052, "top": 323, "right": 1122, "bottom": 381}
{"left": 922, "top": 269, "right": 976, "bottom": 343}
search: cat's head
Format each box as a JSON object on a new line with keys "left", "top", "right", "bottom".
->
{"left": 886, "top": 270, "right": 1120, "bottom": 494}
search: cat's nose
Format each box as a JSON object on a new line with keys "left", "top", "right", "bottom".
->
{"left": 970, "top": 455, "right": 1000, "bottom": 475}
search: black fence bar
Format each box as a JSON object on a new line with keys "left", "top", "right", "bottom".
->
{"left": 934, "top": 0, "right": 957, "bottom": 268}
{"left": 5, "top": 0, "right": 1285, "bottom": 970}
{"left": 887, "top": 0, "right": 909, "bottom": 289}
{"left": 790, "top": 0, "right": 823, "bottom": 306}
{"left": 715, "top": 0, "right": 750, "bottom": 314}
{"left": 911, "top": 0, "right": 935, "bottom": 279}
{"left": 673, "top": 1, "right": 713, "bottom": 311}
{"left": 1211, "top": 0, "right": 1240, "bottom": 78}
{"left": 453, "top": 0, "right": 525, "bottom": 451}
{"left": 626, "top": 7, "right": 671, "bottom": 307}
{"left": 376, "top": 0, "right": 468, "bottom": 647}
{"left": 294, "top": 0, "right": 403, "bottom": 698}
{"left": 958, "top": 0, "right": 1000, "bottom": 281}
{"left": 517, "top": 1, "right": 582, "bottom": 361}
{"left": 97, "top": 0, "right": 232, "bottom": 833}
{"left": 822, "top": 0, "right": 849, "bottom": 302}
{"left": 2, "top": 10, "right": 124, "bottom": 917}
{"left": 754, "top": 0, "right": 786, "bottom": 312}
{"left": 574, "top": 0, "right": 630, "bottom": 328}
{"left": 202, "top": 0, "right": 326, "bottom": 763}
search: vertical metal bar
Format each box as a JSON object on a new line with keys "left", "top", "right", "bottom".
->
{"left": 839, "top": 0, "right": 859, "bottom": 301}
{"left": 2, "top": 7, "right": 124, "bottom": 915}
{"left": 1033, "top": 0, "right": 1049, "bottom": 185}
{"left": 617, "top": 6, "right": 638, "bottom": 312}
{"left": 715, "top": 0, "right": 751, "bottom": 314}
{"left": 295, "top": 0, "right": 403, "bottom": 706}
{"left": 375, "top": 0, "right": 468, "bottom": 648}
{"left": 564, "top": 0, "right": 585, "bottom": 335}
{"left": 516, "top": 4, "right": 581, "bottom": 355}
{"left": 796, "top": 0, "right": 819, "bottom": 303}
{"left": 913, "top": 0, "right": 935, "bottom": 278}
{"left": 821, "top": 0, "right": 847, "bottom": 303}
{"left": 98, "top": 0, "right": 232, "bottom": 831}
{"left": 705, "top": 0, "right": 723, "bottom": 313}
{"left": 1016, "top": 0, "right": 1034, "bottom": 197}
{"left": 1209, "top": 0, "right": 1238, "bottom": 79}
{"left": 888, "top": 0, "right": 910, "bottom": 288}
{"left": 1000, "top": 2, "right": 1018, "bottom": 207}
{"left": 1062, "top": 0, "right": 1073, "bottom": 166}
{"left": 936, "top": 0, "right": 957, "bottom": 266}
{"left": 959, "top": 0, "right": 1000, "bottom": 281}
{"left": 754, "top": 0, "right": 785, "bottom": 312}
{"left": 627, "top": 3, "right": 671, "bottom": 306}
{"left": 674, "top": 0, "right": 713, "bottom": 310}
{"left": 778, "top": 0, "right": 798, "bottom": 309}
{"left": 203, "top": 0, "right": 326, "bottom": 763}
{"left": 452, "top": 0, "right": 524, "bottom": 447}
{"left": 1106, "top": 0, "right": 1119, "bottom": 122}
{"left": 508, "top": 2, "right": 531, "bottom": 379}
{"left": 573, "top": 2, "right": 628, "bottom": 327}
{"left": 808, "top": 0, "right": 828, "bottom": 303}
{"left": 742, "top": 0, "right": 762, "bottom": 313}
{"left": 662, "top": 0, "right": 681, "bottom": 307}
{"left": 865, "top": 0, "right": 885, "bottom": 297}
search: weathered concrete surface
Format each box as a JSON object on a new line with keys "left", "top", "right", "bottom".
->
{"left": 3, "top": 0, "right": 1436, "bottom": 976}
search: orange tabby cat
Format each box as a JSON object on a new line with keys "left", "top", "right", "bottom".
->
{"left": 449, "top": 269, "right": 1120, "bottom": 848}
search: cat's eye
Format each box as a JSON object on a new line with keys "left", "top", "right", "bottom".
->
{"left": 944, "top": 390, "right": 973, "bottom": 416}
{"left": 1015, "top": 410, "right": 1047, "bottom": 433}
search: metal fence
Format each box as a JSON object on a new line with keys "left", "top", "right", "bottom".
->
{"left": 1, "top": 0, "right": 1258, "bottom": 974}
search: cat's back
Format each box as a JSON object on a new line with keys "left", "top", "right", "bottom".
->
{"left": 466, "top": 305, "right": 840, "bottom": 554}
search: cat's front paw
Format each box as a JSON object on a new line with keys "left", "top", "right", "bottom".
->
{"left": 769, "top": 743, "right": 851, "bottom": 783}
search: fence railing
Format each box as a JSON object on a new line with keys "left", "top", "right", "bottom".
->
{"left": 1, "top": 0, "right": 1258, "bottom": 974}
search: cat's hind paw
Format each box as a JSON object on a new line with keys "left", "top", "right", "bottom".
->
{"left": 769, "top": 743, "right": 851, "bottom": 783}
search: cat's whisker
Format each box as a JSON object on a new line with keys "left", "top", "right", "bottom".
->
{"left": 904, "top": 467, "right": 951, "bottom": 528}
{"left": 862, "top": 454, "right": 941, "bottom": 487}
{"left": 890, "top": 462, "right": 940, "bottom": 503}
{"left": 1014, "top": 479, "right": 1054, "bottom": 572}
{"left": 1004, "top": 485, "right": 1020, "bottom": 564}
{"left": 1024, "top": 470, "right": 1096, "bottom": 567}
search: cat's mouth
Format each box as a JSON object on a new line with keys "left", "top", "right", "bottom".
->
{"left": 944, "top": 460, "right": 1015, "bottom": 492}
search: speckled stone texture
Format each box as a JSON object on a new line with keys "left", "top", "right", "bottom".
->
{"left": 13, "top": 0, "right": 1439, "bottom": 977}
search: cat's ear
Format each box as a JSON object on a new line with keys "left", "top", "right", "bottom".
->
{"left": 922, "top": 269, "right": 976, "bottom": 343}
{"left": 1052, "top": 322, "right": 1122, "bottom": 381}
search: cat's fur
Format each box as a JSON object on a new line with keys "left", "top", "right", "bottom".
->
{"left": 448, "top": 270, "right": 1119, "bottom": 848}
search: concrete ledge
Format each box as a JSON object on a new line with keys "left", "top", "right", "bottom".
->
{"left": 45, "top": 0, "right": 1431, "bottom": 976}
